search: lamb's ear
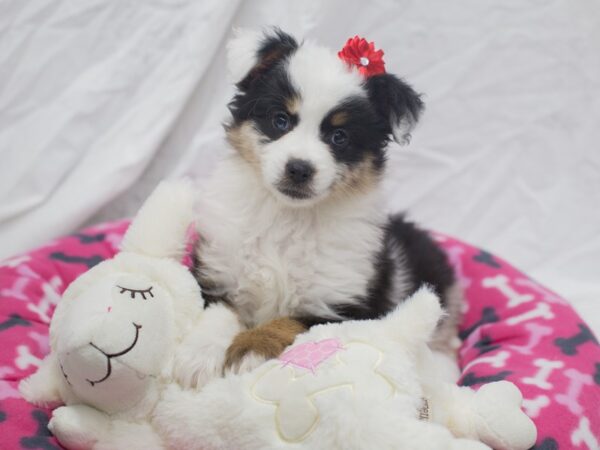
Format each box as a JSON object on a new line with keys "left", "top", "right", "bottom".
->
{"left": 383, "top": 285, "right": 444, "bottom": 349}
{"left": 365, "top": 74, "right": 424, "bottom": 145}
{"left": 227, "top": 27, "right": 298, "bottom": 91}
{"left": 121, "top": 180, "right": 194, "bottom": 260}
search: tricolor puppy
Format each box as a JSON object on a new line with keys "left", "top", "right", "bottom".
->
{"left": 194, "top": 29, "right": 462, "bottom": 372}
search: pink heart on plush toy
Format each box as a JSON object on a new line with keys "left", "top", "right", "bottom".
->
{"left": 279, "top": 338, "right": 344, "bottom": 373}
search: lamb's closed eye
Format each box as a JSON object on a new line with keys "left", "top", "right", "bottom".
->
{"left": 116, "top": 285, "right": 154, "bottom": 300}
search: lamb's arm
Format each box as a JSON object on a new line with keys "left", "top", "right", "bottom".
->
{"left": 172, "top": 302, "right": 244, "bottom": 389}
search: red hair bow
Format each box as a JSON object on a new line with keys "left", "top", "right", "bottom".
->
{"left": 338, "top": 36, "right": 385, "bottom": 77}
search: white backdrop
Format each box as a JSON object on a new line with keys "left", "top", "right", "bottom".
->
{"left": 1, "top": 0, "right": 599, "bottom": 332}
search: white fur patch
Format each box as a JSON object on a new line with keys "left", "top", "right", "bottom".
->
{"left": 197, "top": 156, "right": 385, "bottom": 327}
{"left": 257, "top": 43, "right": 367, "bottom": 204}
{"left": 226, "top": 28, "right": 264, "bottom": 83}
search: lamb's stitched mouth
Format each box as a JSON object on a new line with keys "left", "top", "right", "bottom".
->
{"left": 86, "top": 322, "right": 142, "bottom": 386}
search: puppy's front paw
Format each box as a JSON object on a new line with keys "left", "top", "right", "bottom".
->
{"left": 223, "top": 317, "right": 306, "bottom": 374}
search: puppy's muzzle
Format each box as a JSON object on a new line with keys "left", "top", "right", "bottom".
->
{"left": 278, "top": 159, "right": 316, "bottom": 200}
{"left": 285, "top": 159, "right": 315, "bottom": 185}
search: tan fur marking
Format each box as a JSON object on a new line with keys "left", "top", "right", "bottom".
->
{"left": 286, "top": 96, "right": 301, "bottom": 115}
{"left": 331, "top": 111, "right": 348, "bottom": 127}
{"left": 226, "top": 122, "right": 260, "bottom": 166}
{"left": 224, "top": 317, "right": 307, "bottom": 371}
{"left": 331, "top": 154, "right": 381, "bottom": 199}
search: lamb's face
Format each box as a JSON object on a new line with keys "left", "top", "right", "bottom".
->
{"left": 56, "top": 271, "right": 175, "bottom": 413}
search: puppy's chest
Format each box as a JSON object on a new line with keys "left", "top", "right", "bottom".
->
{"left": 202, "top": 217, "right": 382, "bottom": 325}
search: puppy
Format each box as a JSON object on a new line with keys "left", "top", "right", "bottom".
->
{"left": 193, "top": 29, "right": 462, "bottom": 372}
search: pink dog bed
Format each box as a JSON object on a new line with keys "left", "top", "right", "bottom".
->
{"left": 0, "top": 221, "right": 598, "bottom": 449}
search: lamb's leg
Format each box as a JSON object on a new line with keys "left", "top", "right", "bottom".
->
{"left": 424, "top": 381, "right": 537, "bottom": 450}
{"left": 392, "top": 418, "right": 490, "bottom": 450}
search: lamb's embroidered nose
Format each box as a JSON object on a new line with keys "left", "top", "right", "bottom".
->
{"left": 107, "top": 306, "right": 112, "bottom": 313}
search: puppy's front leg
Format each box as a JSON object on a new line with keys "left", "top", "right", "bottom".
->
{"left": 223, "top": 317, "right": 306, "bottom": 373}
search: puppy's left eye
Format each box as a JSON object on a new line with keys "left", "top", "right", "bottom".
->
{"left": 272, "top": 112, "right": 291, "bottom": 131}
{"left": 331, "top": 129, "right": 349, "bottom": 147}
{"left": 117, "top": 285, "right": 154, "bottom": 300}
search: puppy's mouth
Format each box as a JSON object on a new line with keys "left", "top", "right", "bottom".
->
{"left": 277, "top": 186, "right": 314, "bottom": 200}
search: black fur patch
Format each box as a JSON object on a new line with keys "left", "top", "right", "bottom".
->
{"left": 364, "top": 74, "right": 424, "bottom": 142}
{"left": 192, "top": 245, "right": 233, "bottom": 309}
{"left": 228, "top": 29, "right": 300, "bottom": 142}
{"left": 228, "top": 64, "right": 299, "bottom": 141}
{"left": 384, "top": 214, "right": 456, "bottom": 301}
{"left": 302, "top": 215, "right": 456, "bottom": 325}
{"left": 320, "top": 97, "right": 389, "bottom": 170}
{"left": 237, "top": 28, "right": 298, "bottom": 92}
{"left": 330, "top": 242, "right": 396, "bottom": 321}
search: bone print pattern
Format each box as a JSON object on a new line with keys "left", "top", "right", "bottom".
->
{"left": 0, "top": 220, "right": 129, "bottom": 449}
{"left": 446, "top": 235, "right": 600, "bottom": 449}
{"left": 0, "top": 221, "right": 599, "bottom": 449}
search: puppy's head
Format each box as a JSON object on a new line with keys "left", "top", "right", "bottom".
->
{"left": 226, "top": 28, "right": 423, "bottom": 207}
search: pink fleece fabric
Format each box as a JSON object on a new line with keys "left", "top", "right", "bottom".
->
{"left": 0, "top": 221, "right": 598, "bottom": 449}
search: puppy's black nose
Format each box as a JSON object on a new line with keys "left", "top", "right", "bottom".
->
{"left": 285, "top": 159, "right": 315, "bottom": 184}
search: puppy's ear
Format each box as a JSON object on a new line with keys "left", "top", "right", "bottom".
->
{"left": 227, "top": 27, "right": 298, "bottom": 91}
{"left": 365, "top": 74, "right": 424, "bottom": 145}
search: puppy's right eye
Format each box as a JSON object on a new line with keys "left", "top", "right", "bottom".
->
{"left": 331, "top": 129, "right": 349, "bottom": 147}
{"left": 272, "top": 112, "right": 290, "bottom": 131}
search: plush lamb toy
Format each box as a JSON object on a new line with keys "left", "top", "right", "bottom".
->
{"left": 153, "top": 287, "right": 537, "bottom": 450}
{"left": 19, "top": 180, "right": 242, "bottom": 450}
{"left": 19, "top": 181, "right": 537, "bottom": 450}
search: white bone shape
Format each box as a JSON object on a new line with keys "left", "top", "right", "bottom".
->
{"left": 522, "top": 359, "right": 564, "bottom": 390}
{"left": 506, "top": 302, "right": 554, "bottom": 326}
{"left": 26, "top": 276, "right": 62, "bottom": 324}
{"left": 482, "top": 274, "right": 534, "bottom": 308}
{"left": 554, "top": 368, "right": 593, "bottom": 416}
{"left": 252, "top": 342, "right": 395, "bottom": 443}
{"left": 0, "top": 277, "right": 29, "bottom": 301}
{"left": 463, "top": 351, "right": 510, "bottom": 373}
{"left": 571, "top": 416, "right": 599, "bottom": 450}
{"left": 0, "top": 255, "right": 30, "bottom": 268}
{"left": 521, "top": 395, "right": 550, "bottom": 418}
{"left": 15, "top": 345, "right": 42, "bottom": 370}
{"left": 510, "top": 323, "right": 553, "bottom": 355}
{"left": 514, "top": 278, "right": 567, "bottom": 305}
